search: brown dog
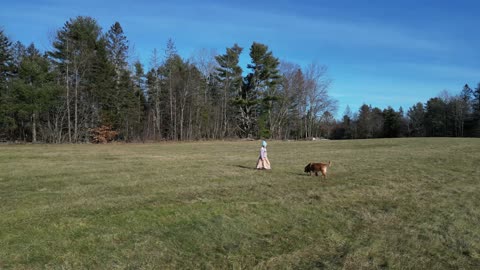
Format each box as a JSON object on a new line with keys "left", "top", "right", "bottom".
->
{"left": 304, "top": 161, "right": 331, "bottom": 179}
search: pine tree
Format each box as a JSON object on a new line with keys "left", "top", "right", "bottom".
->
{"left": 454, "top": 84, "right": 473, "bottom": 136}
{"left": 145, "top": 48, "right": 163, "bottom": 139}
{"left": 357, "top": 104, "right": 372, "bottom": 138}
{"left": 163, "top": 39, "right": 179, "bottom": 140}
{"left": 383, "top": 106, "right": 400, "bottom": 138}
{"left": 236, "top": 42, "right": 280, "bottom": 138}
{"left": 91, "top": 37, "right": 116, "bottom": 127}
{"left": 472, "top": 83, "right": 480, "bottom": 136}
{"left": 12, "top": 44, "right": 59, "bottom": 142}
{"left": 425, "top": 97, "right": 447, "bottom": 136}
{"left": 0, "top": 29, "right": 14, "bottom": 140}
{"left": 11, "top": 41, "right": 26, "bottom": 73}
{"left": 473, "top": 83, "right": 480, "bottom": 116}
{"left": 49, "top": 16, "right": 103, "bottom": 142}
{"left": 104, "top": 22, "right": 140, "bottom": 140}
{"left": 146, "top": 69, "right": 161, "bottom": 138}
{"left": 106, "top": 22, "right": 129, "bottom": 85}
{"left": 461, "top": 84, "right": 473, "bottom": 105}
{"left": 407, "top": 103, "right": 425, "bottom": 137}
{"left": 341, "top": 105, "right": 353, "bottom": 139}
{"left": 0, "top": 29, "right": 13, "bottom": 88}
{"left": 215, "top": 44, "right": 243, "bottom": 137}
{"left": 131, "top": 60, "right": 146, "bottom": 140}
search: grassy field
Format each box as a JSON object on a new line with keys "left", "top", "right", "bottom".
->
{"left": 0, "top": 138, "right": 479, "bottom": 269}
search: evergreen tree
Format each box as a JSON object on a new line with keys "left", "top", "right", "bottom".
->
{"left": 0, "top": 29, "right": 13, "bottom": 88}
{"left": 117, "top": 68, "right": 135, "bottom": 141}
{"left": 472, "top": 83, "right": 480, "bottom": 136}
{"left": 163, "top": 39, "right": 180, "bottom": 140}
{"left": 0, "top": 29, "right": 14, "bottom": 139}
{"left": 11, "top": 41, "right": 26, "bottom": 73}
{"left": 371, "top": 107, "right": 384, "bottom": 138}
{"left": 105, "top": 22, "right": 129, "bottom": 84}
{"left": 215, "top": 44, "right": 243, "bottom": 137}
{"left": 341, "top": 105, "right": 353, "bottom": 139}
{"left": 383, "top": 106, "right": 400, "bottom": 138}
{"left": 356, "top": 105, "right": 383, "bottom": 138}
{"left": 460, "top": 84, "right": 473, "bottom": 106}
{"left": 146, "top": 48, "right": 163, "bottom": 139}
{"left": 131, "top": 60, "right": 146, "bottom": 140}
{"left": 425, "top": 97, "right": 447, "bottom": 136}
{"left": 91, "top": 37, "right": 117, "bottom": 127}
{"left": 397, "top": 107, "right": 409, "bottom": 137}
{"left": 49, "top": 16, "right": 103, "bottom": 142}
{"left": 237, "top": 42, "right": 280, "bottom": 138}
{"left": 473, "top": 83, "right": 480, "bottom": 113}
{"left": 12, "top": 44, "right": 61, "bottom": 142}
{"left": 356, "top": 104, "right": 371, "bottom": 138}
{"left": 407, "top": 102, "right": 425, "bottom": 136}
{"left": 104, "top": 22, "right": 143, "bottom": 140}
{"left": 146, "top": 67, "right": 162, "bottom": 138}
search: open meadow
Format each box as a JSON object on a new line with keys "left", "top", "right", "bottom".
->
{"left": 0, "top": 138, "right": 479, "bottom": 269}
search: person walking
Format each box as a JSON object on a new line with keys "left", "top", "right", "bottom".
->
{"left": 256, "top": 140, "right": 271, "bottom": 170}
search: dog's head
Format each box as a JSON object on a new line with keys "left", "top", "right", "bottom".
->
{"left": 304, "top": 163, "right": 312, "bottom": 173}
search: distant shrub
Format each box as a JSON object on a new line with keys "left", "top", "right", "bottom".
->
{"left": 89, "top": 125, "right": 118, "bottom": 144}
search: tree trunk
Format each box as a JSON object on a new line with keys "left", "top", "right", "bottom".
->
{"left": 126, "top": 117, "right": 129, "bottom": 141}
{"left": 32, "top": 113, "right": 37, "bottom": 143}
{"left": 66, "top": 41, "right": 71, "bottom": 143}
{"left": 74, "top": 69, "right": 79, "bottom": 143}
{"left": 169, "top": 70, "right": 174, "bottom": 140}
{"left": 223, "top": 81, "right": 228, "bottom": 137}
{"left": 188, "top": 105, "right": 193, "bottom": 140}
{"left": 180, "top": 105, "right": 184, "bottom": 141}
{"left": 155, "top": 101, "right": 160, "bottom": 139}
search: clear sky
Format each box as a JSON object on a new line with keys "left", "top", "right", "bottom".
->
{"left": 1, "top": 0, "right": 479, "bottom": 117}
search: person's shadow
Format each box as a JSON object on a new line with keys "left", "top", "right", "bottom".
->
{"left": 235, "top": 165, "right": 255, "bottom": 170}
{"left": 234, "top": 165, "right": 307, "bottom": 176}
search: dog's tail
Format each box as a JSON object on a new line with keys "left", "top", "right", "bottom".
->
{"left": 328, "top": 161, "right": 332, "bottom": 167}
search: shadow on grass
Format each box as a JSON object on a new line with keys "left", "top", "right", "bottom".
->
{"left": 288, "top": 172, "right": 309, "bottom": 177}
{"left": 234, "top": 164, "right": 309, "bottom": 177}
{"left": 234, "top": 165, "right": 256, "bottom": 170}
{"left": 234, "top": 165, "right": 276, "bottom": 172}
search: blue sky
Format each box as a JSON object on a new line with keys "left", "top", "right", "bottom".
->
{"left": 1, "top": 0, "right": 479, "bottom": 117}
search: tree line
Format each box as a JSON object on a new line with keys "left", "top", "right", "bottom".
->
{"left": 331, "top": 85, "right": 480, "bottom": 139}
{"left": 1, "top": 16, "right": 479, "bottom": 143}
{"left": 0, "top": 16, "right": 337, "bottom": 143}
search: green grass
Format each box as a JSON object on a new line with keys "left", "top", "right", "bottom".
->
{"left": 0, "top": 138, "right": 479, "bottom": 269}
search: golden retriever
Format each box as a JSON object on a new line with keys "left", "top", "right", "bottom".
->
{"left": 304, "top": 161, "right": 331, "bottom": 179}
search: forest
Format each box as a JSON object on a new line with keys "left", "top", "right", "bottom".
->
{"left": 1, "top": 16, "right": 479, "bottom": 143}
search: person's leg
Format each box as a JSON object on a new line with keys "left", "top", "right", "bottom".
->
{"left": 256, "top": 158, "right": 264, "bottom": 169}
{"left": 264, "top": 158, "right": 271, "bottom": 170}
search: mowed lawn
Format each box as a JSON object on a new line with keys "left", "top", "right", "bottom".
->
{"left": 0, "top": 138, "right": 479, "bottom": 269}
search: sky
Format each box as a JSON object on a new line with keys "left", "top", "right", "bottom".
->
{"left": 1, "top": 0, "right": 479, "bottom": 118}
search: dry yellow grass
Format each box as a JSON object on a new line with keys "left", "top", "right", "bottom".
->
{"left": 0, "top": 138, "right": 479, "bottom": 269}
